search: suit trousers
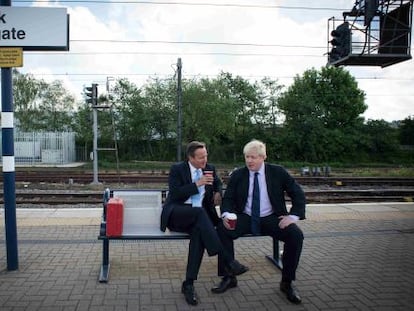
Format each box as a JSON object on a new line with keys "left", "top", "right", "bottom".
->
{"left": 217, "top": 213, "right": 304, "bottom": 281}
{"left": 168, "top": 204, "right": 223, "bottom": 280}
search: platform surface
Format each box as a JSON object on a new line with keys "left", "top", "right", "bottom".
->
{"left": 1, "top": 202, "right": 413, "bottom": 310}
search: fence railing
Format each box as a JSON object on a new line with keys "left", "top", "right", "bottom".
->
{"left": 0, "top": 132, "right": 76, "bottom": 165}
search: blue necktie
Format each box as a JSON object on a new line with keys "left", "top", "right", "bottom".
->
{"left": 251, "top": 172, "right": 261, "bottom": 235}
{"left": 191, "top": 169, "right": 202, "bottom": 207}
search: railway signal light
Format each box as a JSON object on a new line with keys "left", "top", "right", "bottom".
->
{"left": 329, "top": 22, "right": 351, "bottom": 63}
{"left": 84, "top": 83, "right": 98, "bottom": 106}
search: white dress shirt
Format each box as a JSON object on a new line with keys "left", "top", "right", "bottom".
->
{"left": 244, "top": 164, "right": 273, "bottom": 217}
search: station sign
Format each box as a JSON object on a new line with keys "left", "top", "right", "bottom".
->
{"left": 0, "top": 47, "right": 22, "bottom": 67}
{"left": 0, "top": 6, "right": 69, "bottom": 51}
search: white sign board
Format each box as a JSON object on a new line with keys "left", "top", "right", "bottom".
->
{"left": 0, "top": 6, "right": 69, "bottom": 51}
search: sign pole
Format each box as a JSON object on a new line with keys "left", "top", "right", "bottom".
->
{"left": 1, "top": 0, "right": 18, "bottom": 271}
{"left": 0, "top": 1, "right": 68, "bottom": 271}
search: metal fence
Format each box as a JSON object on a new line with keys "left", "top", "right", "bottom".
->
{"left": 0, "top": 132, "right": 76, "bottom": 165}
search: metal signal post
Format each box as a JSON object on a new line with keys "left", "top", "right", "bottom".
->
{"left": 85, "top": 83, "right": 98, "bottom": 106}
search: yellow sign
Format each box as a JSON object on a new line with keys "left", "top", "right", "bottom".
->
{"left": 0, "top": 48, "right": 23, "bottom": 67}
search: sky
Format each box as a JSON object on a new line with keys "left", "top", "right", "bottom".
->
{"left": 6, "top": 0, "right": 414, "bottom": 122}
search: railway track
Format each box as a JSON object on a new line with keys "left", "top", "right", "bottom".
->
{"left": 1, "top": 189, "right": 413, "bottom": 205}
{"left": 4, "top": 171, "right": 414, "bottom": 187}
{"left": 0, "top": 171, "right": 413, "bottom": 204}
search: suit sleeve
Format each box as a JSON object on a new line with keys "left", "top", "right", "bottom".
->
{"left": 212, "top": 166, "right": 223, "bottom": 195}
{"left": 284, "top": 170, "right": 306, "bottom": 220}
{"left": 221, "top": 169, "right": 242, "bottom": 214}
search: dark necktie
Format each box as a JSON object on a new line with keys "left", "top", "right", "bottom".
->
{"left": 251, "top": 172, "right": 261, "bottom": 235}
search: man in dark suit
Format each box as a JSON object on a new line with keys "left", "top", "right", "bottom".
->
{"left": 213, "top": 139, "right": 306, "bottom": 304}
{"left": 160, "top": 141, "right": 248, "bottom": 305}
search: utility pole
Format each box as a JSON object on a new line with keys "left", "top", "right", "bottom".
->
{"left": 84, "top": 83, "right": 99, "bottom": 184}
{"left": 176, "top": 58, "right": 182, "bottom": 161}
{"left": 92, "top": 100, "right": 99, "bottom": 184}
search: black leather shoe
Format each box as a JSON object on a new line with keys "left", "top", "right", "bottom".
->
{"left": 181, "top": 282, "right": 198, "bottom": 305}
{"left": 226, "top": 260, "right": 249, "bottom": 276}
{"left": 211, "top": 276, "right": 238, "bottom": 294}
{"left": 280, "top": 281, "right": 302, "bottom": 304}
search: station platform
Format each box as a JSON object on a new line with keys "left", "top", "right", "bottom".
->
{"left": 0, "top": 202, "right": 413, "bottom": 310}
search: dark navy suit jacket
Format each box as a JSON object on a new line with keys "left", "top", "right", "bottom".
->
{"left": 160, "top": 161, "right": 222, "bottom": 231}
{"left": 221, "top": 163, "right": 306, "bottom": 219}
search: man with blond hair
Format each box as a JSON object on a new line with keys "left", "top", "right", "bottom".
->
{"left": 213, "top": 139, "right": 306, "bottom": 304}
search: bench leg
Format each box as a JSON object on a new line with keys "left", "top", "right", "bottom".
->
{"left": 99, "top": 238, "right": 110, "bottom": 283}
{"left": 265, "top": 238, "right": 283, "bottom": 270}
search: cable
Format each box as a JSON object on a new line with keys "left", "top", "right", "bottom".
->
{"left": 25, "top": 51, "right": 324, "bottom": 57}
{"left": 70, "top": 39, "right": 325, "bottom": 49}
{"left": 24, "top": 72, "right": 414, "bottom": 81}
{"left": 13, "top": 0, "right": 346, "bottom": 11}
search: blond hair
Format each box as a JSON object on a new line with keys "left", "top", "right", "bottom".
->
{"left": 243, "top": 140, "right": 266, "bottom": 157}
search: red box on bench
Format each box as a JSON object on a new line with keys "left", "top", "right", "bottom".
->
{"left": 106, "top": 197, "right": 124, "bottom": 237}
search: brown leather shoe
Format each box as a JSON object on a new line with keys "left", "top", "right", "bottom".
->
{"left": 280, "top": 281, "right": 302, "bottom": 304}
{"left": 181, "top": 282, "right": 198, "bottom": 305}
{"left": 211, "top": 276, "right": 238, "bottom": 294}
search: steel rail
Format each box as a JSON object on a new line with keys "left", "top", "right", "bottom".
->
{"left": 4, "top": 172, "right": 414, "bottom": 187}
{"left": 1, "top": 189, "right": 413, "bottom": 205}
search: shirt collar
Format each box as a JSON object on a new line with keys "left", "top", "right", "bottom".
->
{"left": 249, "top": 163, "right": 265, "bottom": 176}
{"left": 188, "top": 162, "right": 199, "bottom": 175}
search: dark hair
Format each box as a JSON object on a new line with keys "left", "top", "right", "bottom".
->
{"left": 186, "top": 141, "right": 206, "bottom": 158}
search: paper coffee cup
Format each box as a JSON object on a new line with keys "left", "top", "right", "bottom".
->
{"left": 203, "top": 170, "right": 213, "bottom": 185}
{"left": 227, "top": 213, "right": 237, "bottom": 230}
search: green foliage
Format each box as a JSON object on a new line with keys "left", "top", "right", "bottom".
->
{"left": 12, "top": 70, "right": 76, "bottom": 132}
{"left": 399, "top": 115, "right": 414, "bottom": 145}
{"left": 10, "top": 68, "right": 413, "bottom": 166}
{"left": 108, "top": 78, "right": 178, "bottom": 161}
{"left": 359, "top": 119, "right": 399, "bottom": 162}
{"left": 277, "top": 66, "right": 367, "bottom": 162}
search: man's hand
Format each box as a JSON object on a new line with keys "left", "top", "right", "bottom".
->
{"left": 196, "top": 174, "right": 214, "bottom": 186}
{"left": 222, "top": 216, "right": 232, "bottom": 230}
{"left": 278, "top": 215, "right": 298, "bottom": 229}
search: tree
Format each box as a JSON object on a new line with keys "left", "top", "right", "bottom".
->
{"left": 37, "top": 80, "right": 76, "bottom": 131}
{"left": 12, "top": 70, "right": 76, "bottom": 132}
{"left": 178, "top": 73, "right": 277, "bottom": 162}
{"left": 181, "top": 77, "right": 235, "bottom": 143}
{"left": 360, "top": 119, "right": 399, "bottom": 162}
{"left": 277, "top": 66, "right": 366, "bottom": 162}
{"left": 109, "top": 79, "right": 148, "bottom": 159}
{"left": 142, "top": 77, "right": 177, "bottom": 160}
{"left": 399, "top": 115, "right": 414, "bottom": 145}
{"left": 254, "top": 77, "right": 284, "bottom": 160}
{"left": 72, "top": 104, "right": 93, "bottom": 159}
{"left": 218, "top": 72, "right": 264, "bottom": 160}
